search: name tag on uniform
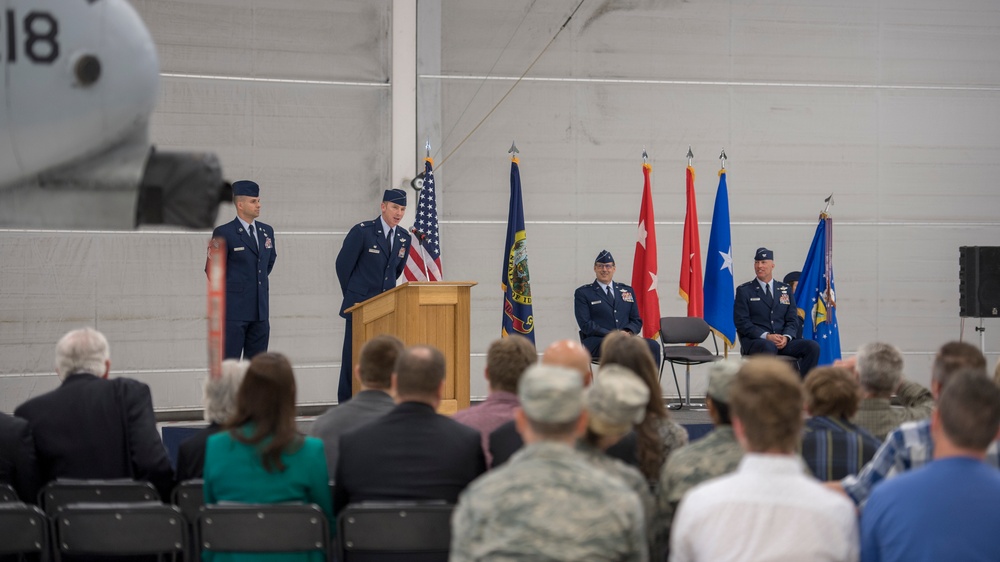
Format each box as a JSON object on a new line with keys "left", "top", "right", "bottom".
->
{"left": 750, "top": 297, "right": 760, "bottom": 301}
{"left": 591, "top": 300, "right": 601, "bottom": 305}
{"left": 368, "top": 248, "right": 380, "bottom": 254}
{"left": 234, "top": 247, "right": 245, "bottom": 251}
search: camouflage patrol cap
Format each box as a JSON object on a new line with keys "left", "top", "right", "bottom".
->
{"left": 518, "top": 364, "right": 584, "bottom": 423}
{"left": 706, "top": 359, "right": 743, "bottom": 404}
{"left": 585, "top": 365, "right": 649, "bottom": 435}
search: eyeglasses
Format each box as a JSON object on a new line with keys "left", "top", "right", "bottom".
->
{"left": 595, "top": 264, "right": 615, "bottom": 270}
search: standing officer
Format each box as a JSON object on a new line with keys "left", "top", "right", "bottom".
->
{"left": 209, "top": 180, "right": 276, "bottom": 360}
{"left": 335, "top": 189, "right": 412, "bottom": 402}
{"left": 574, "top": 250, "right": 660, "bottom": 366}
{"left": 734, "top": 247, "right": 819, "bottom": 377}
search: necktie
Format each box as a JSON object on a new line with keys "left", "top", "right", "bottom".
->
{"left": 765, "top": 283, "right": 772, "bottom": 301}
{"left": 386, "top": 228, "right": 393, "bottom": 251}
{"left": 249, "top": 224, "right": 258, "bottom": 250}
{"left": 606, "top": 286, "right": 613, "bottom": 300}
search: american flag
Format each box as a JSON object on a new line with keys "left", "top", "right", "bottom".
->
{"left": 404, "top": 157, "right": 443, "bottom": 281}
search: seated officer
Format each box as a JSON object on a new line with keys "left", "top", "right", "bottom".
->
{"left": 734, "top": 247, "right": 819, "bottom": 377}
{"left": 574, "top": 250, "right": 660, "bottom": 366}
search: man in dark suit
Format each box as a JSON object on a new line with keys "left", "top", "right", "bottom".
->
{"left": 734, "top": 247, "right": 820, "bottom": 377}
{"left": 335, "top": 188, "right": 412, "bottom": 403}
{"left": 333, "top": 344, "right": 486, "bottom": 513}
{"left": 208, "top": 180, "right": 277, "bottom": 360}
{"left": 0, "top": 411, "right": 40, "bottom": 502}
{"left": 310, "top": 334, "right": 403, "bottom": 473}
{"left": 14, "top": 328, "right": 175, "bottom": 499}
{"left": 574, "top": 250, "right": 660, "bottom": 365}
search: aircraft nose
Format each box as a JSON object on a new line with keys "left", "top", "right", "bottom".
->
{"left": 0, "top": 0, "right": 159, "bottom": 185}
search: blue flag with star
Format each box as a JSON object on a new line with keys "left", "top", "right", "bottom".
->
{"left": 703, "top": 169, "right": 736, "bottom": 347}
{"left": 795, "top": 215, "right": 841, "bottom": 365}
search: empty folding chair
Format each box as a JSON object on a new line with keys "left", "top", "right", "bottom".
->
{"left": 659, "top": 316, "right": 722, "bottom": 409}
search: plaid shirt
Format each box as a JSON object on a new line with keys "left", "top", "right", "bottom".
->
{"left": 801, "top": 416, "right": 881, "bottom": 482}
{"left": 842, "top": 418, "right": 1000, "bottom": 507}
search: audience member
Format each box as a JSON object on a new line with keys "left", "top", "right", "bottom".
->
{"left": 310, "top": 335, "right": 402, "bottom": 472}
{"left": 202, "top": 352, "right": 333, "bottom": 560}
{"left": 334, "top": 345, "right": 485, "bottom": 512}
{"left": 600, "top": 331, "right": 688, "bottom": 482}
{"left": 849, "top": 342, "right": 933, "bottom": 440}
{"left": 860, "top": 369, "right": 1000, "bottom": 561}
{"left": 671, "top": 357, "right": 858, "bottom": 562}
{"left": 655, "top": 360, "right": 743, "bottom": 557}
{"left": 836, "top": 341, "right": 994, "bottom": 507}
{"left": 578, "top": 364, "right": 656, "bottom": 558}
{"left": 176, "top": 359, "right": 248, "bottom": 481}
{"left": 487, "top": 338, "right": 598, "bottom": 468}
{"left": 541, "top": 338, "right": 594, "bottom": 385}
{"left": 451, "top": 365, "right": 647, "bottom": 561}
{"left": 453, "top": 335, "right": 536, "bottom": 463}
{"left": 574, "top": 249, "right": 661, "bottom": 365}
{"left": 0, "top": 411, "right": 39, "bottom": 502}
{"left": 14, "top": 327, "right": 174, "bottom": 499}
{"left": 802, "top": 366, "right": 881, "bottom": 481}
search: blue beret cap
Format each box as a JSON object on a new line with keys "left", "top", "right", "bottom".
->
{"left": 595, "top": 250, "right": 615, "bottom": 264}
{"left": 232, "top": 180, "right": 259, "bottom": 197}
{"left": 754, "top": 247, "right": 774, "bottom": 261}
{"left": 382, "top": 189, "right": 407, "bottom": 206}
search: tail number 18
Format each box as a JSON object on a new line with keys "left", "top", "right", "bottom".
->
{"left": 3, "top": 10, "right": 59, "bottom": 64}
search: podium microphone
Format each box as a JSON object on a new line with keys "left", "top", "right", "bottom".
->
{"left": 409, "top": 227, "right": 428, "bottom": 242}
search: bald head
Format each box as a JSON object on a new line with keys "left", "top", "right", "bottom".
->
{"left": 542, "top": 339, "right": 593, "bottom": 386}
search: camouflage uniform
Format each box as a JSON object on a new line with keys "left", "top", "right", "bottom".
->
{"left": 653, "top": 425, "right": 743, "bottom": 553}
{"left": 451, "top": 441, "right": 648, "bottom": 561}
{"left": 656, "top": 418, "right": 690, "bottom": 464}
{"left": 578, "top": 442, "right": 656, "bottom": 556}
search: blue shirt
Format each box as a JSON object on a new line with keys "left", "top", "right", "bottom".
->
{"left": 801, "top": 415, "right": 881, "bottom": 481}
{"left": 861, "top": 457, "right": 1000, "bottom": 562}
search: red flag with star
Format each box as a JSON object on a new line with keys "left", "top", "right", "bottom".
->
{"left": 631, "top": 162, "right": 661, "bottom": 339}
{"left": 679, "top": 165, "right": 704, "bottom": 317}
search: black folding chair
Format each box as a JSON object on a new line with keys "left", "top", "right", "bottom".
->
{"left": 0, "top": 502, "right": 48, "bottom": 560}
{"left": 338, "top": 501, "right": 454, "bottom": 562}
{"left": 38, "top": 479, "right": 159, "bottom": 517}
{"left": 659, "top": 316, "right": 722, "bottom": 409}
{"left": 0, "top": 482, "right": 19, "bottom": 502}
{"left": 197, "top": 504, "right": 329, "bottom": 559}
{"left": 171, "top": 480, "right": 204, "bottom": 524}
{"left": 54, "top": 502, "right": 187, "bottom": 561}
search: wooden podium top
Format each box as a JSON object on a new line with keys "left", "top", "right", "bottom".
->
{"left": 343, "top": 281, "right": 478, "bottom": 314}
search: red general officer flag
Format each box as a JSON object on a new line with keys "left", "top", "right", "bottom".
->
{"left": 679, "top": 164, "right": 704, "bottom": 317}
{"left": 631, "top": 162, "right": 660, "bottom": 339}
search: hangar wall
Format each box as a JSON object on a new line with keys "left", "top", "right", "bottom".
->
{"left": 2, "top": 0, "right": 999, "bottom": 413}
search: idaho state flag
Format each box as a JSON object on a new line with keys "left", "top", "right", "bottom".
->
{"left": 631, "top": 162, "right": 660, "bottom": 339}
{"left": 703, "top": 168, "right": 736, "bottom": 347}
{"left": 501, "top": 156, "right": 535, "bottom": 344}
{"left": 795, "top": 213, "right": 841, "bottom": 365}
{"left": 679, "top": 165, "right": 704, "bottom": 317}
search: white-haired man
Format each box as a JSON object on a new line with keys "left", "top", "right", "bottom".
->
{"left": 15, "top": 327, "right": 175, "bottom": 498}
{"left": 175, "top": 359, "right": 249, "bottom": 481}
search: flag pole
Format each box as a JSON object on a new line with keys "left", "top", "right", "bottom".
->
{"left": 687, "top": 146, "right": 694, "bottom": 166}
{"left": 719, "top": 147, "right": 728, "bottom": 357}
{"left": 719, "top": 148, "right": 727, "bottom": 170}
{"left": 420, "top": 140, "right": 433, "bottom": 280}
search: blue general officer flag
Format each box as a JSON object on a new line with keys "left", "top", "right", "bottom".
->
{"left": 795, "top": 214, "right": 841, "bottom": 365}
{"left": 501, "top": 156, "right": 535, "bottom": 344}
{"left": 703, "top": 168, "right": 736, "bottom": 347}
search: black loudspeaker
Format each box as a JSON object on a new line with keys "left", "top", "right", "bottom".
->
{"left": 959, "top": 246, "right": 1000, "bottom": 317}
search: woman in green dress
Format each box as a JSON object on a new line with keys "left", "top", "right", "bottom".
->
{"left": 203, "top": 352, "right": 334, "bottom": 561}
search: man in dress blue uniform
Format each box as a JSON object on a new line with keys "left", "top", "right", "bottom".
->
{"left": 209, "top": 180, "right": 276, "bottom": 360}
{"left": 574, "top": 250, "right": 660, "bottom": 366}
{"left": 734, "top": 247, "right": 819, "bottom": 377}
{"left": 335, "top": 189, "right": 412, "bottom": 402}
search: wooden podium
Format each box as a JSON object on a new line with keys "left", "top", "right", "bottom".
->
{"left": 344, "top": 281, "right": 477, "bottom": 415}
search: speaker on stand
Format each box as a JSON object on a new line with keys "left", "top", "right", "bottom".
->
{"left": 959, "top": 246, "right": 1000, "bottom": 354}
